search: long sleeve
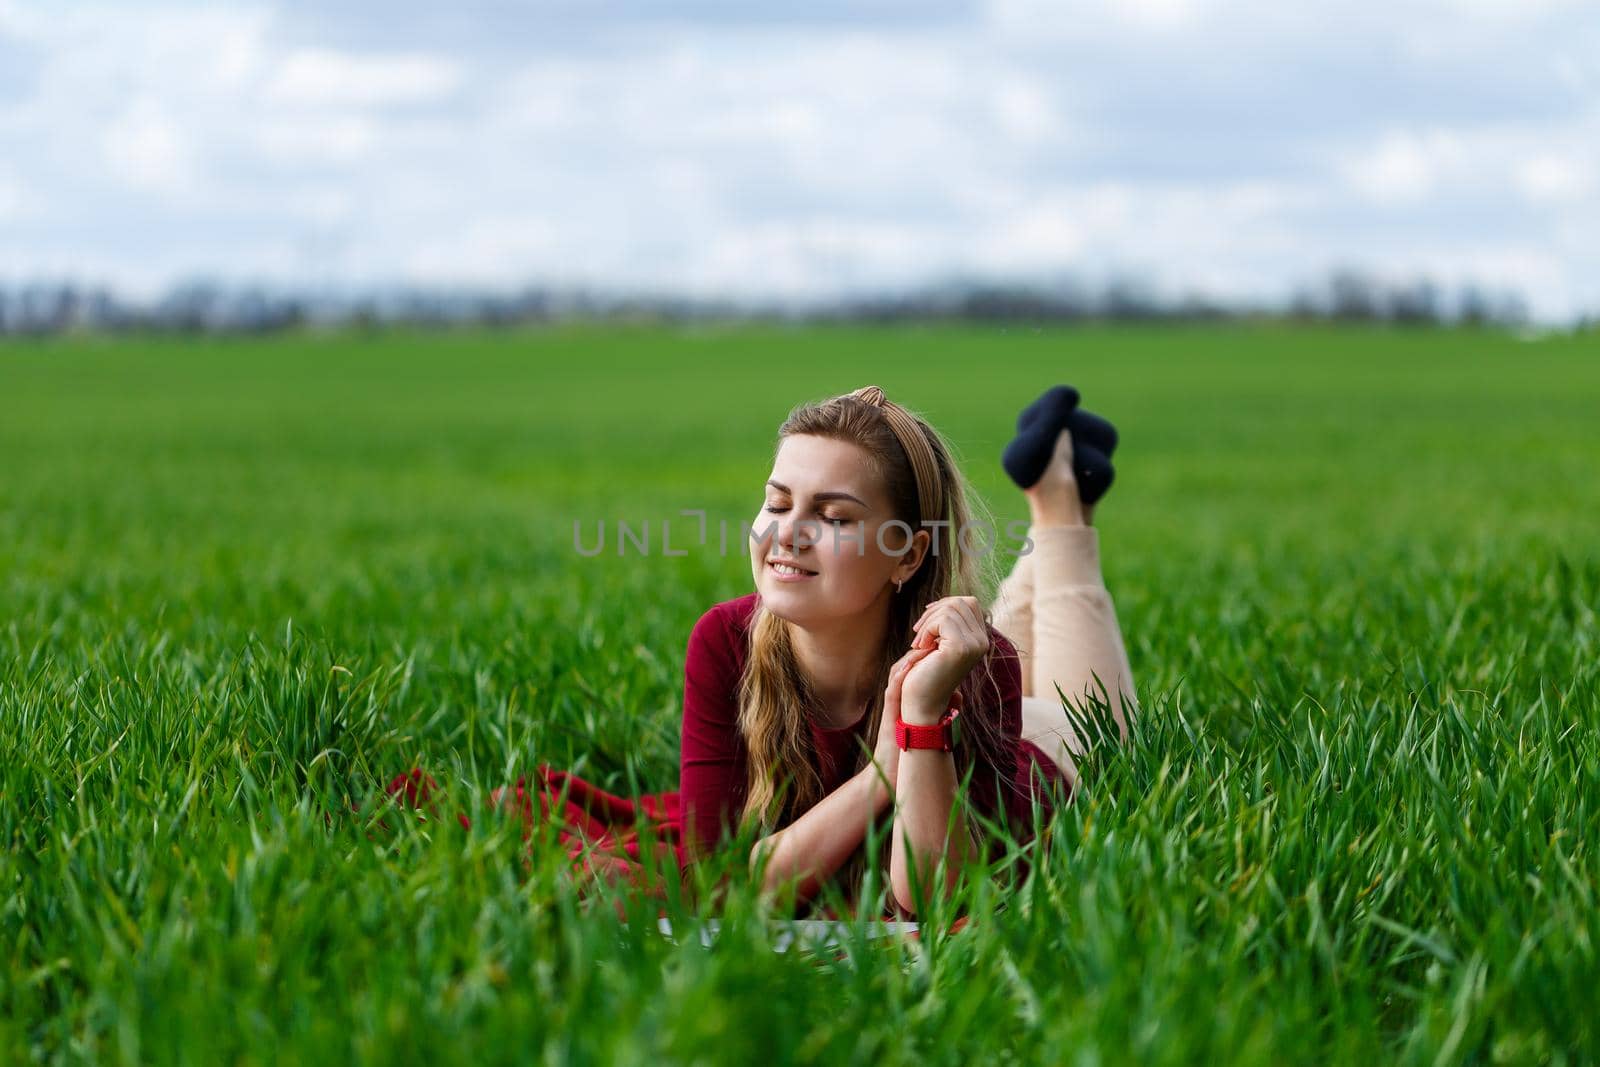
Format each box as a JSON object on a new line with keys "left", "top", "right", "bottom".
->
{"left": 678, "top": 604, "right": 750, "bottom": 860}
{"left": 991, "top": 628, "right": 1046, "bottom": 826}
{"left": 965, "top": 628, "right": 1042, "bottom": 841}
{"left": 990, "top": 627, "right": 1025, "bottom": 746}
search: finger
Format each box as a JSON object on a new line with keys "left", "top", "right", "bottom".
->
{"left": 910, "top": 596, "right": 950, "bottom": 632}
{"left": 885, "top": 652, "right": 928, "bottom": 711}
{"left": 916, "top": 602, "right": 957, "bottom": 647}
{"left": 892, "top": 652, "right": 923, "bottom": 683}
{"left": 943, "top": 610, "right": 987, "bottom": 659}
{"left": 957, "top": 603, "right": 988, "bottom": 645}
{"left": 960, "top": 605, "right": 990, "bottom": 649}
{"left": 945, "top": 598, "right": 986, "bottom": 646}
{"left": 950, "top": 596, "right": 983, "bottom": 630}
{"left": 887, "top": 647, "right": 930, "bottom": 691}
{"left": 894, "top": 646, "right": 931, "bottom": 670}
{"left": 912, "top": 608, "right": 947, "bottom": 648}
{"left": 885, "top": 668, "right": 903, "bottom": 711}
{"left": 940, "top": 613, "right": 978, "bottom": 656}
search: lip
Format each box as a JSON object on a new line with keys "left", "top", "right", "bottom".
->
{"left": 767, "top": 558, "right": 818, "bottom": 582}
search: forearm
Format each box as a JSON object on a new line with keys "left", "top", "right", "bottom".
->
{"left": 750, "top": 763, "right": 894, "bottom": 904}
{"left": 889, "top": 741, "right": 971, "bottom": 915}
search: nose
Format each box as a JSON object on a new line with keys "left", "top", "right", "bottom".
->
{"left": 768, "top": 512, "right": 819, "bottom": 555}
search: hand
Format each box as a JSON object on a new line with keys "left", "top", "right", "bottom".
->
{"left": 871, "top": 645, "right": 934, "bottom": 788}
{"left": 903, "top": 596, "right": 990, "bottom": 723}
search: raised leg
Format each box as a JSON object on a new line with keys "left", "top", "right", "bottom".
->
{"left": 1027, "top": 524, "right": 1136, "bottom": 728}
{"left": 1006, "top": 427, "right": 1138, "bottom": 784}
{"left": 989, "top": 543, "right": 1037, "bottom": 699}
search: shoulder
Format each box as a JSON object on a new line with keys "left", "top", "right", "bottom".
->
{"left": 684, "top": 592, "right": 761, "bottom": 688}
{"left": 716, "top": 591, "right": 762, "bottom": 632}
{"left": 689, "top": 591, "right": 761, "bottom": 649}
{"left": 682, "top": 593, "right": 760, "bottom": 729}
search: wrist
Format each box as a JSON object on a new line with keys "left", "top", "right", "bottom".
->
{"left": 900, "top": 696, "right": 952, "bottom": 726}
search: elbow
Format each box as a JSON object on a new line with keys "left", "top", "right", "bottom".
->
{"left": 890, "top": 840, "right": 969, "bottom": 919}
{"left": 749, "top": 830, "right": 781, "bottom": 884}
{"left": 890, "top": 880, "right": 918, "bottom": 919}
{"left": 888, "top": 854, "right": 922, "bottom": 918}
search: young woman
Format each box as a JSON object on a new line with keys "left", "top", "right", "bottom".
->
{"left": 678, "top": 384, "right": 1138, "bottom": 917}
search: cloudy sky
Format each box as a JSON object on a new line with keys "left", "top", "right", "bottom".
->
{"left": 1, "top": 0, "right": 1596, "bottom": 319}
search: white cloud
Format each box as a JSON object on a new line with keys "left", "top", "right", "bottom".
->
{"left": 0, "top": 0, "right": 1595, "bottom": 320}
{"left": 282, "top": 187, "right": 356, "bottom": 226}
{"left": 398, "top": 215, "right": 571, "bottom": 284}
{"left": 101, "top": 98, "right": 198, "bottom": 196}
{"left": 254, "top": 115, "right": 381, "bottom": 165}
{"left": 1116, "top": 0, "right": 1207, "bottom": 29}
{"left": 1515, "top": 153, "right": 1594, "bottom": 203}
{"left": 990, "top": 79, "right": 1063, "bottom": 145}
{"left": 984, "top": 0, "right": 1204, "bottom": 36}
{"left": 0, "top": 177, "right": 22, "bottom": 221}
{"left": 265, "top": 48, "right": 462, "bottom": 106}
{"left": 1341, "top": 130, "right": 1448, "bottom": 204}
{"left": 1338, "top": 124, "right": 1599, "bottom": 214}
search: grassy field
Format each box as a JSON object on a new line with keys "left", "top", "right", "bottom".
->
{"left": 2, "top": 322, "right": 1597, "bottom": 1064}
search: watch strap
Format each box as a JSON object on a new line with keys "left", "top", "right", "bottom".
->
{"left": 895, "top": 702, "right": 961, "bottom": 751}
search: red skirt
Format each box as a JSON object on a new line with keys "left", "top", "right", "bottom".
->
{"left": 383, "top": 764, "right": 688, "bottom": 896}
{"left": 379, "top": 764, "right": 975, "bottom": 930}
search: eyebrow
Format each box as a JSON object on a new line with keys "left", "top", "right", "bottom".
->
{"left": 765, "top": 480, "right": 869, "bottom": 508}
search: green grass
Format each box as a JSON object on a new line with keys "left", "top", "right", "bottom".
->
{"left": 2, "top": 322, "right": 1597, "bottom": 1064}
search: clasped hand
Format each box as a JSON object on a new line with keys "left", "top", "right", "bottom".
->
{"left": 870, "top": 596, "right": 990, "bottom": 784}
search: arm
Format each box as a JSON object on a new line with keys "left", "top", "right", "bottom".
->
{"left": 679, "top": 606, "right": 750, "bottom": 862}
{"left": 748, "top": 764, "right": 892, "bottom": 905}
{"left": 888, "top": 714, "right": 973, "bottom": 914}
{"left": 889, "top": 596, "right": 992, "bottom": 915}
{"left": 749, "top": 648, "right": 927, "bottom": 907}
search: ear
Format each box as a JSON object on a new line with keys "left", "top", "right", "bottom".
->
{"left": 892, "top": 528, "right": 932, "bottom": 586}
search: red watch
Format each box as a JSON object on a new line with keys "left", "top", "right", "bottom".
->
{"left": 895, "top": 697, "right": 962, "bottom": 751}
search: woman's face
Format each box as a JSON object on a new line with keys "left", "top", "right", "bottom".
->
{"left": 749, "top": 434, "right": 928, "bottom": 626}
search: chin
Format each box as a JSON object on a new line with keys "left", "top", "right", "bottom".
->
{"left": 761, "top": 580, "right": 881, "bottom": 630}
{"left": 757, "top": 581, "right": 832, "bottom": 626}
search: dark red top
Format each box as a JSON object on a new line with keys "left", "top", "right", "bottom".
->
{"left": 678, "top": 592, "right": 1068, "bottom": 859}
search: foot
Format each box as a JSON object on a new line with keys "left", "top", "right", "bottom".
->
{"left": 1002, "top": 386, "right": 1079, "bottom": 490}
{"left": 1025, "top": 428, "right": 1092, "bottom": 527}
{"left": 1002, "top": 384, "right": 1120, "bottom": 505}
{"left": 1067, "top": 410, "right": 1117, "bottom": 506}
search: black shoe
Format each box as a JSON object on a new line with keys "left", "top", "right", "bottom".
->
{"left": 1001, "top": 385, "right": 1119, "bottom": 505}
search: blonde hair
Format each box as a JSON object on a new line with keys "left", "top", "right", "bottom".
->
{"left": 736, "top": 385, "right": 1020, "bottom": 904}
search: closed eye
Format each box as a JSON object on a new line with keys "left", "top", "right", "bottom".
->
{"left": 764, "top": 505, "right": 850, "bottom": 525}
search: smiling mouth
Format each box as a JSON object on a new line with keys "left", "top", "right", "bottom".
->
{"left": 767, "top": 559, "right": 818, "bottom": 576}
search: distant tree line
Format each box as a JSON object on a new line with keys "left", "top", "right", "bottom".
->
{"left": 0, "top": 269, "right": 1572, "bottom": 337}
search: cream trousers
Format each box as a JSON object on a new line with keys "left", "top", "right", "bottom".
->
{"left": 989, "top": 524, "right": 1138, "bottom": 787}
